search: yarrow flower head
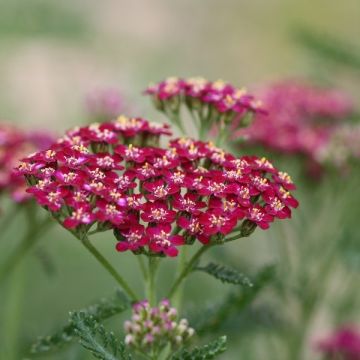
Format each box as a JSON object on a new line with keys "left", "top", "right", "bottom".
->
{"left": 124, "top": 299, "right": 194, "bottom": 353}
{"left": 145, "top": 77, "right": 265, "bottom": 141}
{"left": 237, "top": 80, "right": 354, "bottom": 174}
{"left": 85, "top": 87, "right": 128, "bottom": 122}
{"left": 0, "top": 123, "right": 54, "bottom": 204}
{"left": 18, "top": 116, "right": 298, "bottom": 258}
{"left": 316, "top": 325, "right": 360, "bottom": 360}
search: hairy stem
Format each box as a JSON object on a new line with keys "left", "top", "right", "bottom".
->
{"left": 80, "top": 235, "right": 138, "bottom": 302}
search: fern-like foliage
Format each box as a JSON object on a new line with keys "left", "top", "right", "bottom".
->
{"left": 71, "top": 312, "right": 132, "bottom": 360}
{"left": 192, "top": 265, "right": 276, "bottom": 335}
{"left": 31, "top": 290, "right": 130, "bottom": 355}
{"left": 196, "top": 262, "right": 253, "bottom": 287}
{"left": 171, "top": 336, "right": 227, "bottom": 360}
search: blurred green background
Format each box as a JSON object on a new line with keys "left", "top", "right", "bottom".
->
{"left": 0, "top": 0, "right": 359, "bottom": 359}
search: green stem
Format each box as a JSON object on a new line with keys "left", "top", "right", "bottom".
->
{"left": 80, "top": 235, "right": 138, "bottom": 302}
{"left": 0, "top": 217, "right": 53, "bottom": 283}
{"left": 168, "top": 245, "right": 213, "bottom": 300}
{"left": 137, "top": 255, "right": 148, "bottom": 281}
{"left": 146, "top": 257, "right": 159, "bottom": 306}
{"left": 225, "top": 233, "right": 245, "bottom": 243}
{"left": 172, "top": 246, "right": 187, "bottom": 310}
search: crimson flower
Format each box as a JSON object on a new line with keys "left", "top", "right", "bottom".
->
{"left": 19, "top": 116, "right": 298, "bottom": 258}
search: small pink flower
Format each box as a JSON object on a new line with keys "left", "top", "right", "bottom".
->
{"left": 63, "top": 205, "right": 96, "bottom": 229}
{"left": 141, "top": 201, "right": 176, "bottom": 223}
{"left": 147, "top": 224, "right": 184, "bottom": 257}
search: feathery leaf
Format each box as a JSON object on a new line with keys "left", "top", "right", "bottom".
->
{"left": 171, "top": 336, "right": 227, "bottom": 360}
{"left": 71, "top": 311, "right": 132, "bottom": 360}
{"left": 196, "top": 262, "right": 253, "bottom": 287}
{"left": 31, "top": 290, "right": 130, "bottom": 355}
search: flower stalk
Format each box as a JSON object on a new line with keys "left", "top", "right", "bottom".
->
{"left": 80, "top": 234, "right": 139, "bottom": 302}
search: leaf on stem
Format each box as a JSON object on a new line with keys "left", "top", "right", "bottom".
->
{"left": 71, "top": 311, "right": 132, "bottom": 360}
{"left": 195, "top": 262, "right": 253, "bottom": 287}
{"left": 31, "top": 290, "right": 130, "bottom": 355}
{"left": 170, "top": 336, "right": 227, "bottom": 360}
{"left": 192, "top": 265, "right": 276, "bottom": 335}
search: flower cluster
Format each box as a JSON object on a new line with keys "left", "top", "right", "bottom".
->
{"left": 145, "top": 77, "right": 264, "bottom": 139}
{"left": 18, "top": 116, "right": 298, "bottom": 257}
{"left": 317, "top": 326, "right": 360, "bottom": 360}
{"left": 238, "top": 81, "right": 354, "bottom": 166}
{"left": 85, "top": 87, "right": 128, "bottom": 122}
{"left": 0, "top": 123, "right": 54, "bottom": 204}
{"left": 124, "top": 299, "right": 194, "bottom": 352}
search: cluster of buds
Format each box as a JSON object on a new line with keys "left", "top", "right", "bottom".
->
{"left": 85, "top": 87, "right": 128, "bottom": 123}
{"left": 238, "top": 80, "right": 354, "bottom": 171}
{"left": 17, "top": 115, "right": 298, "bottom": 257}
{"left": 0, "top": 123, "right": 54, "bottom": 204}
{"left": 124, "top": 299, "right": 194, "bottom": 352}
{"left": 145, "top": 77, "right": 264, "bottom": 140}
{"left": 316, "top": 326, "right": 360, "bottom": 360}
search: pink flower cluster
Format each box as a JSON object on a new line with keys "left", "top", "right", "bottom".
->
{"left": 145, "top": 76, "right": 264, "bottom": 119}
{"left": 238, "top": 81, "right": 354, "bottom": 163}
{"left": 124, "top": 299, "right": 194, "bottom": 351}
{"left": 317, "top": 326, "right": 360, "bottom": 360}
{"left": 17, "top": 116, "right": 298, "bottom": 257}
{"left": 0, "top": 123, "right": 54, "bottom": 204}
{"left": 85, "top": 87, "right": 127, "bottom": 122}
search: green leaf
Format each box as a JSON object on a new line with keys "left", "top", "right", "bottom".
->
{"left": 71, "top": 312, "right": 132, "bottom": 360}
{"left": 196, "top": 262, "right": 253, "bottom": 287}
{"left": 31, "top": 290, "right": 130, "bottom": 355}
{"left": 171, "top": 336, "right": 227, "bottom": 360}
{"left": 192, "top": 265, "right": 276, "bottom": 335}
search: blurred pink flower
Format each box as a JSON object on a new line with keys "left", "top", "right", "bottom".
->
{"left": 237, "top": 80, "right": 354, "bottom": 172}
{"left": 85, "top": 87, "right": 127, "bottom": 122}
{"left": 316, "top": 326, "right": 360, "bottom": 360}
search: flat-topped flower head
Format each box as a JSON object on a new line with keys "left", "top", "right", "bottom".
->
{"left": 0, "top": 123, "right": 54, "bottom": 205}
{"left": 237, "top": 80, "right": 354, "bottom": 175}
{"left": 19, "top": 116, "right": 298, "bottom": 257}
{"left": 124, "top": 299, "right": 194, "bottom": 352}
{"left": 145, "top": 77, "right": 265, "bottom": 142}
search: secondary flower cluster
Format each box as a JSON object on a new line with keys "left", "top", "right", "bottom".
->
{"left": 238, "top": 80, "right": 354, "bottom": 167}
{"left": 0, "top": 123, "right": 54, "bottom": 204}
{"left": 18, "top": 116, "right": 298, "bottom": 257}
{"left": 317, "top": 326, "right": 360, "bottom": 360}
{"left": 85, "top": 87, "right": 128, "bottom": 123}
{"left": 124, "top": 299, "right": 194, "bottom": 352}
{"left": 145, "top": 77, "right": 264, "bottom": 138}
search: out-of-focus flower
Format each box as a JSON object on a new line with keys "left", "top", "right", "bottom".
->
{"left": 315, "top": 124, "right": 360, "bottom": 168}
{"left": 145, "top": 77, "right": 264, "bottom": 141}
{"left": 18, "top": 116, "right": 298, "bottom": 258}
{"left": 124, "top": 299, "right": 194, "bottom": 352}
{"left": 85, "top": 87, "right": 127, "bottom": 122}
{"left": 0, "top": 123, "right": 54, "bottom": 204}
{"left": 316, "top": 326, "right": 360, "bottom": 360}
{"left": 237, "top": 80, "right": 354, "bottom": 172}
